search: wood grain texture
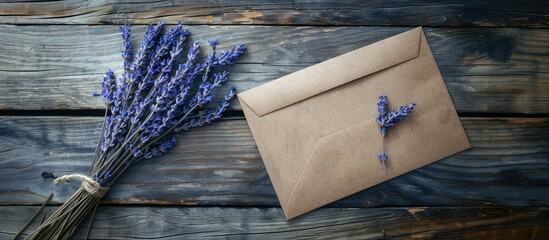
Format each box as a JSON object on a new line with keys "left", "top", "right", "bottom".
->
{"left": 0, "top": 25, "right": 547, "bottom": 113}
{"left": 1, "top": 206, "right": 548, "bottom": 239}
{"left": 0, "top": 116, "right": 547, "bottom": 206}
{"left": 0, "top": 0, "right": 548, "bottom": 27}
{"left": 1, "top": 1, "right": 546, "bottom": 238}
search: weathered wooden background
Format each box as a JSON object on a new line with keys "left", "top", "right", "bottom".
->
{"left": 0, "top": 0, "right": 548, "bottom": 239}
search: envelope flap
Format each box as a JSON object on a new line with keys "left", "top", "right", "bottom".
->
{"left": 238, "top": 27, "right": 423, "bottom": 117}
{"left": 283, "top": 118, "right": 383, "bottom": 219}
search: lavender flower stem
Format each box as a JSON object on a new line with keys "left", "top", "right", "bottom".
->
{"left": 172, "top": 78, "right": 223, "bottom": 119}
{"left": 103, "top": 111, "right": 155, "bottom": 163}
{"left": 99, "top": 150, "right": 133, "bottom": 185}
{"left": 143, "top": 103, "right": 200, "bottom": 149}
{"left": 31, "top": 189, "right": 88, "bottom": 229}
{"left": 381, "top": 138, "right": 386, "bottom": 174}
{"left": 89, "top": 108, "right": 108, "bottom": 175}
{"left": 109, "top": 156, "right": 142, "bottom": 184}
{"left": 127, "top": 62, "right": 163, "bottom": 108}
{"left": 96, "top": 125, "right": 144, "bottom": 179}
{"left": 108, "top": 139, "right": 149, "bottom": 182}
{"left": 97, "top": 101, "right": 199, "bottom": 182}
{"left": 99, "top": 101, "right": 195, "bottom": 184}
{"left": 124, "top": 82, "right": 162, "bottom": 137}
{"left": 375, "top": 95, "right": 415, "bottom": 174}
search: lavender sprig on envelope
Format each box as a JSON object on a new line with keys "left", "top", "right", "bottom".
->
{"left": 16, "top": 22, "right": 246, "bottom": 240}
{"left": 376, "top": 95, "right": 416, "bottom": 173}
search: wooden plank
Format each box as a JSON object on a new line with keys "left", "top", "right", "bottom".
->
{"left": 0, "top": 0, "right": 548, "bottom": 27}
{"left": 0, "top": 25, "right": 548, "bottom": 113}
{"left": 2, "top": 206, "right": 548, "bottom": 239}
{"left": 0, "top": 116, "right": 547, "bottom": 206}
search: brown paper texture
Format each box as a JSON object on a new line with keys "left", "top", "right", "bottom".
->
{"left": 238, "top": 27, "right": 471, "bottom": 220}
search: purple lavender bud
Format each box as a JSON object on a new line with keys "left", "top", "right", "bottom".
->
{"left": 100, "top": 142, "right": 108, "bottom": 152}
{"left": 119, "top": 24, "right": 132, "bottom": 72}
{"left": 159, "top": 136, "right": 177, "bottom": 153}
{"left": 101, "top": 70, "right": 116, "bottom": 105}
{"left": 142, "top": 148, "right": 151, "bottom": 159}
{"left": 111, "top": 81, "right": 126, "bottom": 114}
{"left": 217, "top": 87, "right": 236, "bottom": 113}
{"left": 125, "top": 22, "right": 164, "bottom": 92}
{"left": 120, "top": 24, "right": 131, "bottom": 40}
{"left": 208, "top": 39, "right": 219, "bottom": 50}
{"left": 173, "top": 43, "right": 200, "bottom": 85}
{"left": 187, "top": 42, "right": 200, "bottom": 62}
{"left": 212, "top": 71, "right": 229, "bottom": 85}
{"left": 215, "top": 44, "right": 246, "bottom": 65}
{"left": 175, "top": 88, "right": 190, "bottom": 107}
{"left": 154, "top": 75, "right": 169, "bottom": 88}
{"left": 175, "top": 87, "right": 235, "bottom": 132}
{"left": 196, "top": 82, "right": 213, "bottom": 104}
{"left": 376, "top": 95, "right": 388, "bottom": 124}
{"left": 377, "top": 152, "right": 388, "bottom": 162}
{"left": 384, "top": 102, "right": 416, "bottom": 127}
{"left": 167, "top": 109, "right": 176, "bottom": 119}
{"left": 133, "top": 149, "right": 143, "bottom": 157}
{"left": 150, "top": 147, "right": 162, "bottom": 157}
{"left": 149, "top": 25, "right": 181, "bottom": 70}
{"left": 170, "top": 30, "right": 189, "bottom": 58}
{"left": 193, "top": 72, "right": 229, "bottom": 106}
{"left": 376, "top": 95, "right": 415, "bottom": 136}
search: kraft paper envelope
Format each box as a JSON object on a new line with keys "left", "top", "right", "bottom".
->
{"left": 238, "top": 27, "right": 471, "bottom": 220}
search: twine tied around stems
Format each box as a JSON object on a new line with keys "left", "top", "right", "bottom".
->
{"left": 53, "top": 174, "right": 109, "bottom": 198}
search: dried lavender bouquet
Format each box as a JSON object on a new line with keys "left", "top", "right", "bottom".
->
{"left": 16, "top": 22, "right": 245, "bottom": 240}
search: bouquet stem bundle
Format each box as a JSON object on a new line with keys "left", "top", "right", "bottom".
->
{"left": 22, "top": 188, "right": 97, "bottom": 239}
{"left": 14, "top": 22, "right": 245, "bottom": 240}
